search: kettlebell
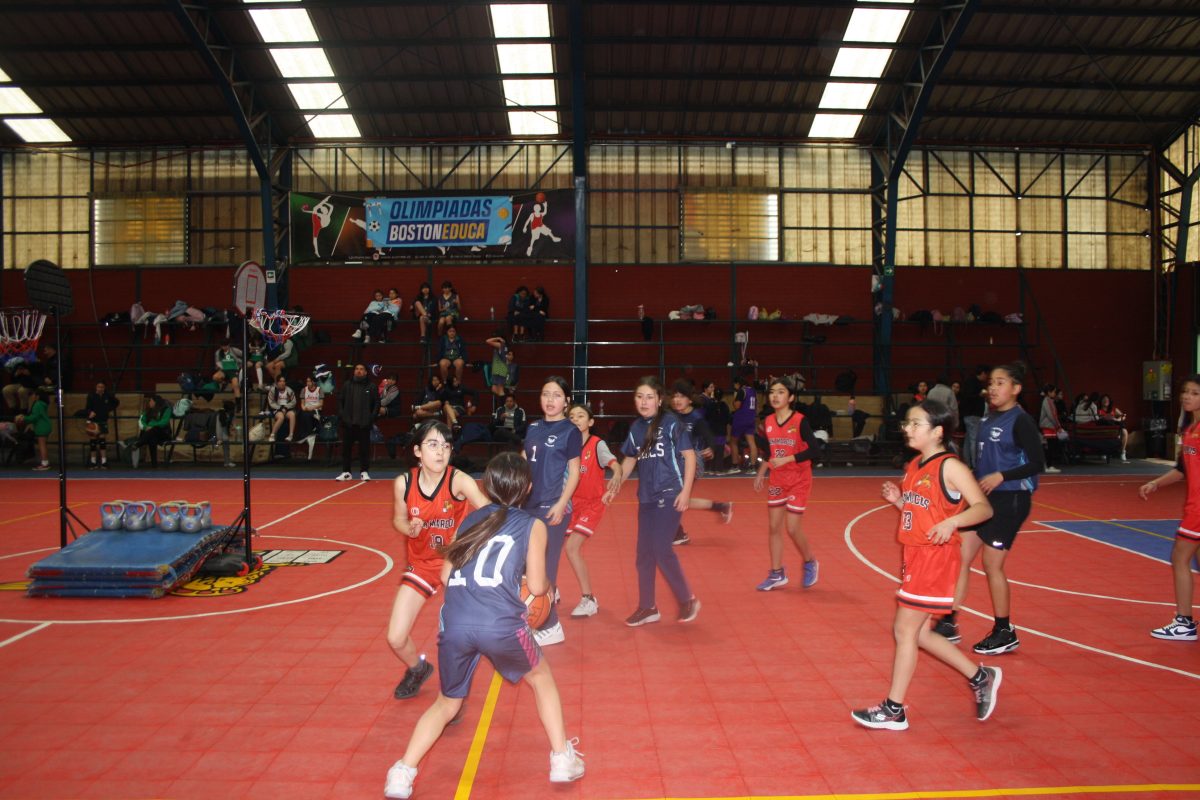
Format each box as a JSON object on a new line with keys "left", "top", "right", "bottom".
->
{"left": 122, "top": 500, "right": 157, "bottom": 532}
{"left": 193, "top": 500, "right": 212, "bottom": 530}
{"left": 179, "top": 504, "right": 206, "bottom": 534}
{"left": 100, "top": 500, "right": 128, "bottom": 531}
{"left": 157, "top": 500, "right": 186, "bottom": 532}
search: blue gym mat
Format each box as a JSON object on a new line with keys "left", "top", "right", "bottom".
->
{"left": 26, "top": 525, "right": 230, "bottom": 598}
{"left": 1039, "top": 518, "right": 1187, "bottom": 565}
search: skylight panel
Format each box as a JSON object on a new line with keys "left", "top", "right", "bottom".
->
{"left": 830, "top": 48, "right": 892, "bottom": 79}
{"left": 5, "top": 118, "right": 71, "bottom": 143}
{"left": 287, "top": 83, "right": 349, "bottom": 111}
{"left": 305, "top": 114, "right": 361, "bottom": 139}
{"left": 808, "top": 113, "right": 863, "bottom": 139}
{"left": 248, "top": 9, "right": 319, "bottom": 43}
{"left": 844, "top": 8, "right": 911, "bottom": 43}
{"left": 818, "top": 82, "right": 876, "bottom": 110}
{"left": 508, "top": 110, "right": 559, "bottom": 136}
{"left": 269, "top": 48, "right": 335, "bottom": 79}
{"left": 490, "top": 4, "right": 551, "bottom": 38}
{"left": 496, "top": 43, "right": 554, "bottom": 74}
{"left": 0, "top": 87, "right": 42, "bottom": 115}
{"left": 501, "top": 79, "right": 556, "bottom": 107}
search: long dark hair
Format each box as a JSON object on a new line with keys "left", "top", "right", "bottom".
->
{"left": 637, "top": 375, "right": 667, "bottom": 458}
{"left": 440, "top": 452, "right": 531, "bottom": 567}
{"left": 918, "top": 398, "right": 957, "bottom": 450}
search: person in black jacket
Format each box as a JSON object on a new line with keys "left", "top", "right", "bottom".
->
{"left": 337, "top": 363, "right": 380, "bottom": 481}
{"left": 84, "top": 380, "right": 119, "bottom": 469}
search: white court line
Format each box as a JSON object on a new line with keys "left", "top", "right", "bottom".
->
{"left": 0, "top": 622, "right": 50, "bottom": 648}
{"left": 843, "top": 505, "right": 1200, "bottom": 682}
{"left": 0, "top": 482, "right": 394, "bottom": 637}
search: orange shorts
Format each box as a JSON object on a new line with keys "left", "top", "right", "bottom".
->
{"left": 896, "top": 543, "right": 960, "bottom": 614}
{"left": 767, "top": 471, "right": 811, "bottom": 514}
{"left": 1179, "top": 511, "right": 1200, "bottom": 542}
{"left": 402, "top": 561, "right": 443, "bottom": 598}
{"left": 567, "top": 498, "right": 606, "bottom": 537}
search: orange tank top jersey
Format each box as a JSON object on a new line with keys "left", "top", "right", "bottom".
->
{"left": 898, "top": 452, "right": 965, "bottom": 547}
{"left": 764, "top": 411, "right": 811, "bottom": 481}
{"left": 1179, "top": 421, "right": 1200, "bottom": 535}
{"left": 404, "top": 466, "right": 470, "bottom": 570}
{"left": 574, "top": 436, "right": 606, "bottom": 503}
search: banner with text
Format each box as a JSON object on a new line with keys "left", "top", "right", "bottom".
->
{"left": 366, "top": 196, "right": 512, "bottom": 248}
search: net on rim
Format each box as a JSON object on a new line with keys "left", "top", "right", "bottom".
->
{"left": 0, "top": 308, "right": 46, "bottom": 365}
{"left": 248, "top": 308, "right": 310, "bottom": 350}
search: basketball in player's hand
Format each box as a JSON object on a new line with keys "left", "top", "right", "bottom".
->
{"left": 521, "top": 576, "right": 552, "bottom": 628}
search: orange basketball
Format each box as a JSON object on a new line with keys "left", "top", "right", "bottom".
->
{"left": 534, "top": 191, "right": 546, "bottom": 203}
{"left": 521, "top": 576, "right": 552, "bottom": 628}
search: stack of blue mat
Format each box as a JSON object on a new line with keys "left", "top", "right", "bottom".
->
{"left": 26, "top": 525, "right": 230, "bottom": 598}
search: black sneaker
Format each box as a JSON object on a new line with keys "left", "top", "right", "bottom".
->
{"left": 933, "top": 617, "right": 961, "bottom": 643}
{"left": 672, "top": 530, "right": 690, "bottom": 546}
{"left": 624, "top": 607, "right": 661, "bottom": 627}
{"left": 973, "top": 625, "right": 1019, "bottom": 655}
{"left": 393, "top": 659, "right": 434, "bottom": 699}
{"left": 851, "top": 702, "right": 908, "bottom": 731}
{"left": 971, "top": 665, "right": 1002, "bottom": 721}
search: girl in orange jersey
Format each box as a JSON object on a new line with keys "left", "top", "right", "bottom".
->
{"left": 851, "top": 399, "right": 1000, "bottom": 731}
{"left": 388, "top": 420, "right": 488, "bottom": 700}
{"left": 1140, "top": 374, "right": 1200, "bottom": 641}
{"left": 563, "top": 403, "right": 620, "bottom": 618}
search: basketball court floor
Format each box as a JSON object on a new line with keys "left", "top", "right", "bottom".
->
{"left": 1, "top": 467, "right": 1198, "bottom": 799}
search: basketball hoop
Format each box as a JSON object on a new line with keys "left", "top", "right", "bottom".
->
{"left": 248, "top": 308, "right": 310, "bottom": 349}
{"left": 0, "top": 308, "right": 46, "bottom": 364}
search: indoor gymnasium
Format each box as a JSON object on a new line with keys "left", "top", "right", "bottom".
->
{"left": 1, "top": 2, "right": 1199, "bottom": 799}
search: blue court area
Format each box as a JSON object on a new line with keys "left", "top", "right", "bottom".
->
{"left": 1041, "top": 518, "right": 1197, "bottom": 570}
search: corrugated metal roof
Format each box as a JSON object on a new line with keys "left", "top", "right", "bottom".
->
{"left": 0, "top": 1, "right": 1195, "bottom": 148}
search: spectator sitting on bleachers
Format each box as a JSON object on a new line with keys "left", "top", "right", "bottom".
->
{"left": 264, "top": 337, "right": 294, "bottom": 383}
{"left": 3, "top": 358, "right": 37, "bottom": 412}
{"left": 413, "top": 375, "right": 447, "bottom": 422}
{"left": 266, "top": 375, "right": 297, "bottom": 442}
{"left": 444, "top": 374, "right": 477, "bottom": 431}
{"left": 123, "top": 394, "right": 172, "bottom": 469}
{"left": 912, "top": 380, "right": 929, "bottom": 403}
{"left": 296, "top": 376, "right": 324, "bottom": 443}
{"left": 213, "top": 339, "right": 245, "bottom": 407}
{"left": 1097, "top": 393, "right": 1129, "bottom": 462}
{"left": 528, "top": 286, "right": 549, "bottom": 341}
{"left": 507, "top": 285, "right": 532, "bottom": 340}
{"left": 387, "top": 287, "right": 403, "bottom": 319}
{"left": 1073, "top": 392, "right": 1099, "bottom": 424}
{"left": 85, "top": 380, "right": 119, "bottom": 469}
{"left": 352, "top": 289, "right": 395, "bottom": 344}
{"left": 412, "top": 281, "right": 435, "bottom": 345}
{"left": 38, "top": 344, "right": 63, "bottom": 391}
{"left": 378, "top": 373, "right": 403, "bottom": 418}
{"left": 247, "top": 331, "right": 267, "bottom": 388}
{"left": 438, "top": 325, "right": 467, "bottom": 382}
{"left": 437, "top": 280, "right": 461, "bottom": 336}
{"left": 489, "top": 389, "right": 527, "bottom": 443}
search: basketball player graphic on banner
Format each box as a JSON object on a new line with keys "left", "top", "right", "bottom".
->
{"left": 524, "top": 191, "right": 562, "bottom": 256}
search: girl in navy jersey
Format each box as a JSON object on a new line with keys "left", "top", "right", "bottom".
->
{"left": 563, "top": 403, "right": 619, "bottom": 618}
{"left": 753, "top": 376, "right": 822, "bottom": 591}
{"left": 1139, "top": 374, "right": 1200, "bottom": 641}
{"left": 607, "top": 376, "right": 701, "bottom": 626}
{"left": 936, "top": 362, "right": 1045, "bottom": 655}
{"left": 384, "top": 453, "right": 584, "bottom": 799}
{"left": 387, "top": 421, "right": 489, "bottom": 701}
{"left": 669, "top": 379, "right": 733, "bottom": 545}
{"left": 729, "top": 373, "right": 759, "bottom": 472}
{"left": 851, "top": 399, "right": 998, "bottom": 731}
{"left": 522, "top": 376, "right": 582, "bottom": 646}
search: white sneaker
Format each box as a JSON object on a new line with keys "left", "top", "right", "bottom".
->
{"left": 267, "top": 434, "right": 275, "bottom": 442}
{"left": 363, "top": 335, "right": 372, "bottom": 344}
{"left": 549, "top": 738, "right": 585, "bottom": 783}
{"left": 1120, "top": 453, "right": 1128, "bottom": 462}
{"left": 1044, "top": 466, "right": 1061, "bottom": 474}
{"left": 335, "top": 471, "right": 353, "bottom": 481}
{"left": 571, "top": 596, "right": 598, "bottom": 617}
{"left": 384, "top": 760, "right": 417, "bottom": 799}
{"left": 351, "top": 329, "right": 363, "bottom": 339}
{"left": 361, "top": 471, "right": 371, "bottom": 481}
{"left": 534, "top": 621, "right": 565, "bottom": 646}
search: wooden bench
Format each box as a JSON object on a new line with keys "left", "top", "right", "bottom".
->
{"left": 1063, "top": 422, "right": 1121, "bottom": 464}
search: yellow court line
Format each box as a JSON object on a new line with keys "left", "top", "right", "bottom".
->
{"left": 1035, "top": 500, "right": 1178, "bottom": 543}
{"left": 619, "top": 784, "right": 1200, "bottom": 800}
{"left": 454, "top": 671, "right": 504, "bottom": 800}
{"left": 0, "top": 503, "right": 90, "bottom": 528}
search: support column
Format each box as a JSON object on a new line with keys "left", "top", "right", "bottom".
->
{"left": 569, "top": 0, "right": 589, "bottom": 396}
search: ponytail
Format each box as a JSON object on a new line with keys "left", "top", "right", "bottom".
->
{"left": 439, "top": 452, "right": 531, "bottom": 567}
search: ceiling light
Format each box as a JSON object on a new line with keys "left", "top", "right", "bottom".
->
{"left": 496, "top": 43, "right": 554, "bottom": 74}
{"left": 844, "top": 8, "right": 911, "bottom": 43}
{"left": 818, "top": 82, "right": 877, "bottom": 110}
{"left": 808, "top": 113, "right": 863, "bottom": 139}
{"left": 269, "top": 48, "right": 335, "bottom": 79}
{"left": 287, "top": 82, "right": 349, "bottom": 111}
{"left": 830, "top": 48, "right": 892, "bottom": 79}
{"left": 304, "top": 113, "right": 361, "bottom": 139}
{"left": 508, "top": 110, "right": 558, "bottom": 136}
{"left": 0, "top": 87, "right": 42, "bottom": 115}
{"left": 5, "top": 118, "right": 71, "bottom": 143}
{"left": 248, "top": 9, "right": 319, "bottom": 43}
{"left": 490, "top": 3, "right": 551, "bottom": 38}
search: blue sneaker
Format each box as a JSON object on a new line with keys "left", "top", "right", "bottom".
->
{"left": 802, "top": 559, "right": 819, "bottom": 588}
{"left": 756, "top": 569, "right": 788, "bottom": 591}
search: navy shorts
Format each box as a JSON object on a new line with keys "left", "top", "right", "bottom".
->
{"left": 437, "top": 623, "right": 541, "bottom": 698}
{"left": 969, "top": 491, "right": 1031, "bottom": 551}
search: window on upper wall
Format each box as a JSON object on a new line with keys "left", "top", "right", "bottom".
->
{"left": 92, "top": 194, "right": 187, "bottom": 266}
{"left": 682, "top": 191, "right": 778, "bottom": 262}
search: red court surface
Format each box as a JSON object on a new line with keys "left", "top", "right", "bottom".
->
{"left": 1, "top": 473, "right": 1198, "bottom": 799}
